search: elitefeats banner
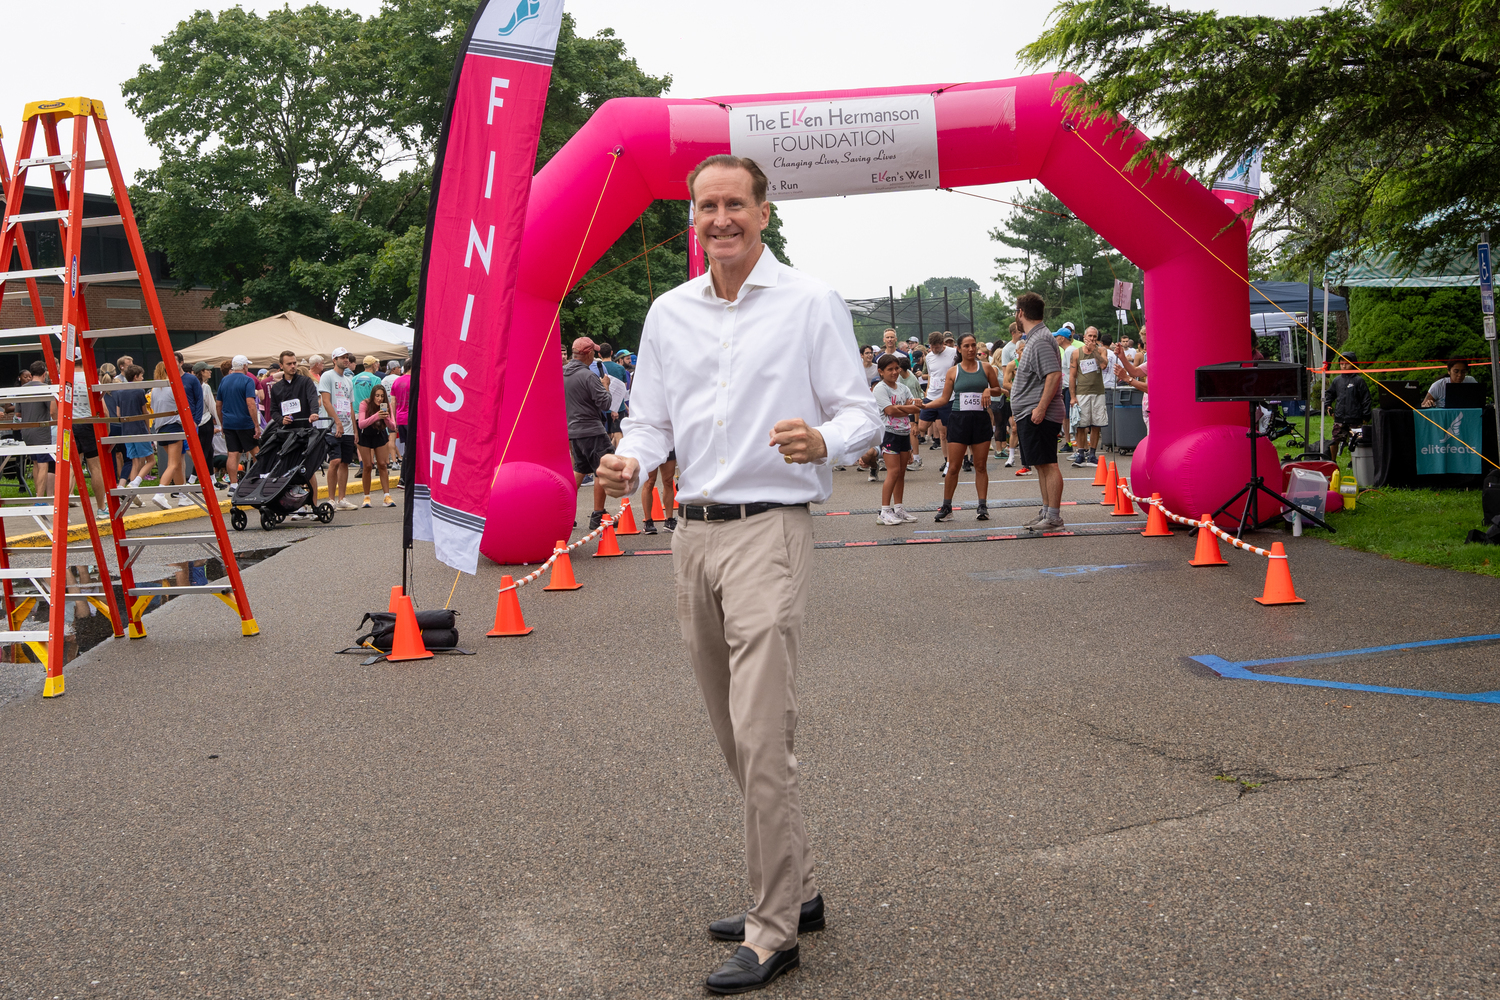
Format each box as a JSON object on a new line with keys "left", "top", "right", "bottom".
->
{"left": 727, "top": 94, "right": 939, "bottom": 201}
{"left": 409, "top": 0, "right": 565, "bottom": 574}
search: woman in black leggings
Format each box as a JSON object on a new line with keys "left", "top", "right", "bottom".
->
{"left": 923, "top": 334, "right": 1000, "bottom": 522}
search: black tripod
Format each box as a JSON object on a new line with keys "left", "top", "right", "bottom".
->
{"left": 1213, "top": 400, "right": 1335, "bottom": 537}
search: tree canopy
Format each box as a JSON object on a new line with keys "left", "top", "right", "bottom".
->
{"left": 1019, "top": 0, "right": 1500, "bottom": 273}
{"left": 989, "top": 189, "right": 1142, "bottom": 337}
{"left": 121, "top": 1, "right": 729, "bottom": 346}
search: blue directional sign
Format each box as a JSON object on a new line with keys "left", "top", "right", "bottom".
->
{"left": 1480, "top": 242, "right": 1493, "bottom": 315}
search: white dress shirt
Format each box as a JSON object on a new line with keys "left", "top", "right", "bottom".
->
{"left": 616, "top": 249, "right": 881, "bottom": 505}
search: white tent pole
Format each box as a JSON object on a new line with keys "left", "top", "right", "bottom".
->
{"left": 1321, "top": 277, "right": 1329, "bottom": 450}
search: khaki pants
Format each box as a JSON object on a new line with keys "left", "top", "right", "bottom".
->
{"left": 671, "top": 506, "right": 818, "bottom": 953}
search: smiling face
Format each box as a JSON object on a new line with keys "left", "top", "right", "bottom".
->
{"left": 883, "top": 330, "right": 898, "bottom": 352}
{"left": 861, "top": 346, "right": 875, "bottom": 365}
{"left": 692, "top": 164, "right": 771, "bottom": 272}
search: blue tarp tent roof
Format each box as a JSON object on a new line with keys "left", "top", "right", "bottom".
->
{"left": 1250, "top": 281, "right": 1347, "bottom": 314}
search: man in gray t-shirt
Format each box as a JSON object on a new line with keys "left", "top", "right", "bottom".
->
{"left": 1010, "top": 293, "right": 1067, "bottom": 530}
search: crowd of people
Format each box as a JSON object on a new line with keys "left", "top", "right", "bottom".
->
{"left": 561, "top": 294, "right": 1149, "bottom": 534}
{"left": 1, "top": 349, "right": 413, "bottom": 519}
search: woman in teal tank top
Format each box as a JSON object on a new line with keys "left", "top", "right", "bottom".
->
{"left": 922, "top": 334, "right": 1000, "bottom": 522}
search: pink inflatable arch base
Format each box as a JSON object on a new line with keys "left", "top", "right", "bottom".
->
{"left": 480, "top": 73, "right": 1279, "bottom": 565}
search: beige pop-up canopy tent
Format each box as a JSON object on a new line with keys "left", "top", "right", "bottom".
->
{"left": 178, "top": 311, "right": 408, "bottom": 370}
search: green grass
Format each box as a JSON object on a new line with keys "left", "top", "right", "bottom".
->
{"left": 1306, "top": 488, "right": 1498, "bottom": 577}
{"left": 1262, "top": 428, "right": 1499, "bottom": 578}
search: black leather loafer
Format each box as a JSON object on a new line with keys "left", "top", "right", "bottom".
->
{"left": 708, "top": 894, "right": 824, "bottom": 941}
{"left": 705, "top": 945, "right": 799, "bottom": 995}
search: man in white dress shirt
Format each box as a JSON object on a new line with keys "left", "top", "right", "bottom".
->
{"left": 597, "top": 154, "right": 880, "bottom": 994}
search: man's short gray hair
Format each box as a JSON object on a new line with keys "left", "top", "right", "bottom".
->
{"left": 307, "top": 354, "right": 324, "bottom": 366}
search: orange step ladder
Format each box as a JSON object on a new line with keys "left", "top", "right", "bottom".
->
{"left": 0, "top": 99, "right": 258, "bottom": 698}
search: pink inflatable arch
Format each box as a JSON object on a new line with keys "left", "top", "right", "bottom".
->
{"left": 482, "top": 73, "right": 1276, "bottom": 565}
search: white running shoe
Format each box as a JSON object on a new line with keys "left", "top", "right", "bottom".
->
{"left": 336, "top": 498, "right": 358, "bottom": 511}
{"left": 910, "top": 455, "right": 922, "bottom": 471}
{"left": 152, "top": 493, "right": 172, "bottom": 510}
{"left": 1004, "top": 452, "right": 1015, "bottom": 468}
{"left": 877, "top": 507, "right": 902, "bottom": 525}
{"left": 894, "top": 504, "right": 918, "bottom": 522}
{"left": 177, "top": 494, "right": 195, "bottom": 507}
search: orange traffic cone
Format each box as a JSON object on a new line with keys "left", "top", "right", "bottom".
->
{"left": 543, "top": 540, "right": 583, "bottom": 591}
{"left": 388, "top": 585, "right": 404, "bottom": 613}
{"left": 1101, "top": 461, "right": 1118, "bottom": 505}
{"left": 594, "top": 518, "right": 623, "bottom": 557}
{"left": 1142, "top": 492, "right": 1172, "bottom": 536}
{"left": 1254, "top": 542, "right": 1306, "bottom": 605}
{"left": 386, "top": 596, "right": 433, "bottom": 661}
{"left": 650, "top": 484, "right": 667, "bottom": 520}
{"left": 1091, "top": 456, "right": 1108, "bottom": 487}
{"left": 613, "top": 498, "right": 640, "bottom": 535}
{"left": 1111, "top": 475, "right": 1136, "bottom": 516}
{"left": 1189, "top": 514, "right": 1229, "bottom": 567}
{"left": 486, "top": 575, "right": 533, "bottom": 636}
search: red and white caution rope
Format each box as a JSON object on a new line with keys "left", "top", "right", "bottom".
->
{"left": 498, "top": 519, "right": 611, "bottom": 594}
{"left": 1119, "top": 482, "right": 1274, "bottom": 558}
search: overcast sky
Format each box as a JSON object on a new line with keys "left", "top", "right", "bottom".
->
{"left": 2, "top": 0, "right": 1314, "bottom": 303}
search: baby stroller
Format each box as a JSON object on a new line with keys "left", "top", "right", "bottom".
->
{"left": 229, "top": 424, "right": 335, "bottom": 531}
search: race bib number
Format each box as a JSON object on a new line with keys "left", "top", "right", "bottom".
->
{"left": 1079, "top": 358, "right": 1099, "bottom": 374}
{"left": 281, "top": 399, "right": 301, "bottom": 416}
{"left": 958, "top": 391, "right": 983, "bottom": 412}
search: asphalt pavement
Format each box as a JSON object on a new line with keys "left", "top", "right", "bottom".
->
{"left": 1, "top": 448, "right": 1497, "bottom": 999}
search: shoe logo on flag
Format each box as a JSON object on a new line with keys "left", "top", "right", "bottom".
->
{"left": 498, "top": 0, "right": 540, "bottom": 35}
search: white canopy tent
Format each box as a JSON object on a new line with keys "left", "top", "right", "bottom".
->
{"left": 353, "top": 317, "right": 415, "bottom": 349}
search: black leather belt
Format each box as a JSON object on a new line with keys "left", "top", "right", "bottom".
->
{"left": 679, "top": 502, "right": 808, "bottom": 522}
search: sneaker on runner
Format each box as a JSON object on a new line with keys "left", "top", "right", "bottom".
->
{"left": 928, "top": 440, "right": 940, "bottom": 451}
{"left": 662, "top": 517, "right": 677, "bottom": 532}
{"left": 587, "top": 510, "right": 605, "bottom": 531}
{"left": 337, "top": 498, "right": 359, "bottom": 510}
{"left": 1041, "top": 514, "right": 1066, "bottom": 531}
{"left": 1015, "top": 466, "right": 1032, "bottom": 476}
{"left": 975, "top": 500, "right": 989, "bottom": 521}
{"left": 384, "top": 493, "right": 395, "bottom": 507}
{"left": 642, "top": 518, "right": 658, "bottom": 535}
{"left": 151, "top": 493, "right": 171, "bottom": 510}
{"left": 934, "top": 503, "right": 954, "bottom": 523}
{"left": 894, "top": 504, "right": 918, "bottom": 522}
{"left": 362, "top": 498, "right": 372, "bottom": 509}
{"left": 580, "top": 474, "right": 595, "bottom": 486}
{"left": 1003, "top": 452, "right": 1015, "bottom": 468}
{"left": 941, "top": 461, "right": 949, "bottom": 476}
{"left": 1071, "top": 451, "right": 1087, "bottom": 466}
{"left": 1088, "top": 449, "right": 1099, "bottom": 464}
{"left": 177, "top": 494, "right": 195, "bottom": 507}
{"left": 877, "top": 506, "right": 902, "bottom": 525}
{"left": 1021, "top": 509, "right": 1050, "bottom": 531}
{"left": 867, "top": 468, "right": 879, "bottom": 482}
{"left": 910, "top": 455, "right": 922, "bottom": 471}
{"left": 963, "top": 456, "right": 974, "bottom": 473}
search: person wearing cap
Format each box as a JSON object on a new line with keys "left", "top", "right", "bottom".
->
{"left": 218, "top": 356, "right": 260, "bottom": 493}
{"left": 188, "top": 362, "right": 218, "bottom": 487}
{"left": 320, "top": 349, "right": 358, "bottom": 510}
{"left": 563, "top": 336, "right": 613, "bottom": 529}
{"left": 597, "top": 155, "right": 880, "bottom": 995}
